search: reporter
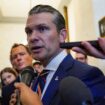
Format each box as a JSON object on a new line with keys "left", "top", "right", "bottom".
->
{"left": 9, "top": 83, "right": 42, "bottom": 105}
{"left": 72, "top": 38, "right": 105, "bottom": 59}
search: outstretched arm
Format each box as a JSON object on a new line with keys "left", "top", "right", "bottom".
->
{"left": 72, "top": 38, "right": 105, "bottom": 59}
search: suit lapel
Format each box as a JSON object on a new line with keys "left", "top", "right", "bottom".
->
{"left": 42, "top": 54, "right": 74, "bottom": 105}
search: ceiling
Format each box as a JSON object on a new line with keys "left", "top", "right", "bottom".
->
{"left": 0, "top": 0, "right": 62, "bottom": 23}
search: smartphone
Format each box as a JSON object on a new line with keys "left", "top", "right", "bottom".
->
{"left": 60, "top": 40, "right": 101, "bottom": 50}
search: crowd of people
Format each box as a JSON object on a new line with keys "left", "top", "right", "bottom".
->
{"left": 0, "top": 4, "right": 105, "bottom": 105}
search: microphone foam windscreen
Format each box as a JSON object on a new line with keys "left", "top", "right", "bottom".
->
{"left": 59, "top": 76, "right": 93, "bottom": 105}
{"left": 20, "top": 66, "right": 36, "bottom": 86}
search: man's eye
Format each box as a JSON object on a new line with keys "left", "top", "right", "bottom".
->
{"left": 12, "top": 55, "right": 17, "bottom": 60}
{"left": 25, "top": 28, "right": 32, "bottom": 35}
{"left": 37, "top": 26, "right": 49, "bottom": 32}
{"left": 20, "top": 52, "right": 25, "bottom": 56}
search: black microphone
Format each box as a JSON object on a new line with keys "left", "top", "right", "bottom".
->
{"left": 59, "top": 76, "right": 93, "bottom": 105}
{"left": 19, "top": 66, "right": 37, "bottom": 86}
{"left": 60, "top": 40, "right": 101, "bottom": 50}
{"left": 16, "top": 66, "right": 37, "bottom": 105}
{"left": 2, "top": 66, "right": 37, "bottom": 105}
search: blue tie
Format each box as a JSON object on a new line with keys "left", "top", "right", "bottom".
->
{"left": 31, "top": 70, "right": 49, "bottom": 95}
{"left": 38, "top": 70, "right": 49, "bottom": 93}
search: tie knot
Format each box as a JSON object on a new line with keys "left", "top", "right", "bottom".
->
{"left": 31, "top": 69, "right": 50, "bottom": 94}
{"left": 39, "top": 69, "right": 49, "bottom": 77}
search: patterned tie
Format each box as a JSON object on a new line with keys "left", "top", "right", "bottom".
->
{"left": 31, "top": 70, "right": 49, "bottom": 97}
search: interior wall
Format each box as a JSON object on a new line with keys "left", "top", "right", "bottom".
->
{"left": 0, "top": 23, "right": 26, "bottom": 70}
{"left": 68, "top": 0, "right": 96, "bottom": 41}
{"left": 0, "top": 0, "right": 105, "bottom": 74}
{"left": 68, "top": 0, "right": 105, "bottom": 74}
{"left": 92, "top": 0, "right": 105, "bottom": 36}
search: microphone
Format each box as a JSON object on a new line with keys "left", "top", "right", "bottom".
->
{"left": 2, "top": 66, "right": 37, "bottom": 105}
{"left": 19, "top": 66, "right": 37, "bottom": 86}
{"left": 59, "top": 76, "right": 93, "bottom": 105}
{"left": 16, "top": 66, "right": 38, "bottom": 105}
{"left": 60, "top": 40, "right": 101, "bottom": 50}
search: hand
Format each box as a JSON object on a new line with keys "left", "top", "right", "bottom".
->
{"left": 72, "top": 38, "right": 105, "bottom": 59}
{"left": 9, "top": 82, "right": 42, "bottom": 105}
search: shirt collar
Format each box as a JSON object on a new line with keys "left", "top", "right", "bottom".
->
{"left": 44, "top": 50, "right": 67, "bottom": 72}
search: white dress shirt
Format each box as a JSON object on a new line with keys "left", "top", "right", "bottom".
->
{"left": 41, "top": 50, "right": 67, "bottom": 99}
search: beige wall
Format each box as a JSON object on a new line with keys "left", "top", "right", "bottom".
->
{"left": 68, "top": 0, "right": 105, "bottom": 73}
{"left": 0, "top": 23, "right": 26, "bottom": 70}
{"left": 0, "top": 0, "right": 105, "bottom": 74}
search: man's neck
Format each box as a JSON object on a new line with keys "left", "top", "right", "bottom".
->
{"left": 42, "top": 49, "right": 63, "bottom": 67}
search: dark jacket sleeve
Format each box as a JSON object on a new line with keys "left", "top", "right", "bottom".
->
{"left": 69, "top": 60, "right": 105, "bottom": 104}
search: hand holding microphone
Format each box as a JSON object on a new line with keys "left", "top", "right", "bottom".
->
{"left": 9, "top": 83, "right": 42, "bottom": 105}
{"left": 9, "top": 66, "right": 38, "bottom": 105}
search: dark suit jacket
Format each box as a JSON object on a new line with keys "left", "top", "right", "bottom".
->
{"left": 42, "top": 54, "right": 105, "bottom": 105}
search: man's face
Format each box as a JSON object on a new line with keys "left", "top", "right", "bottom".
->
{"left": 25, "top": 13, "right": 66, "bottom": 65}
{"left": 75, "top": 53, "right": 87, "bottom": 64}
{"left": 33, "top": 64, "right": 43, "bottom": 74}
{"left": 11, "top": 45, "right": 33, "bottom": 72}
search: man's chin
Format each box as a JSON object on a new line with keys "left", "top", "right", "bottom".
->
{"left": 18, "top": 66, "right": 26, "bottom": 71}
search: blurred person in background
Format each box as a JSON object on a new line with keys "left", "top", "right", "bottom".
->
{"left": 0, "top": 67, "right": 18, "bottom": 86}
{"left": 75, "top": 52, "right": 88, "bottom": 64}
{"left": 33, "top": 61, "right": 43, "bottom": 74}
{"left": 10, "top": 43, "right": 33, "bottom": 73}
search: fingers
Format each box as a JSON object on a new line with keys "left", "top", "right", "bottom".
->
{"left": 81, "top": 41, "right": 105, "bottom": 59}
{"left": 72, "top": 47, "right": 87, "bottom": 55}
{"left": 72, "top": 40, "right": 105, "bottom": 59}
{"left": 98, "top": 38, "right": 105, "bottom": 54}
{"left": 9, "top": 92, "right": 17, "bottom": 105}
{"left": 9, "top": 83, "right": 22, "bottom": 105}
{"left": 11, "top": 82, "right": 43, "bottom": 105}
{"left": 9, "top": 83, "right": 30, "bottom": 105}
{"left": 14, "top": 82, "right": 25, "bottom": 90}
{"left": 14, "top": 82, "right": 30, "bottom": 93}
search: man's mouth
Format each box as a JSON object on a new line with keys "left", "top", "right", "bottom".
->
{"left": 31, "top": 46, "right": 43, "bottom": 52}
{"left": 18, "top": 63, "right": 24, "bottom": 67}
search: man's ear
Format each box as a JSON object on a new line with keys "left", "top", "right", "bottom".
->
{"left": 59, "top": 29, "right": 67, "bottom": 43}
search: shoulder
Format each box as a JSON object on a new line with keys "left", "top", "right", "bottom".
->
{"left": 69, "top": 59, "right": 104, "bottom": 78}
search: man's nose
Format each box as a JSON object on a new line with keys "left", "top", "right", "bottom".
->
{"left": 16, "top": 55, "right": 22, "bottom": 61}
{"left": 29, "top": 30, "right": 40, "bottom": 41}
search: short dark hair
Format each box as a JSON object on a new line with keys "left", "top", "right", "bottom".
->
{"left": 28, "top": 4, "right": 65, "bottom": 32}
{"left": 10, "top": 43, "right": 31, "bottom": 62}
{"left": 33, "top": 61, "right": 42, "bottom": 66}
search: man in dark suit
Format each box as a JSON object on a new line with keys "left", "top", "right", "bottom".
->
{"left": 10, "top": 5, "right": 105, "bottom": 105}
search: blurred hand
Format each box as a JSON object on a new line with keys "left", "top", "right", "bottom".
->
{"left": 72, "top": 38, "right": 105, "bottom": 59}
{"left": 9, "top": 82, "right": 42, "bottom": 105}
